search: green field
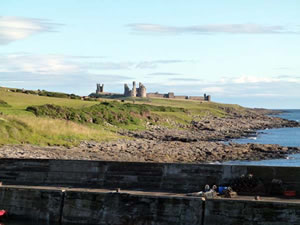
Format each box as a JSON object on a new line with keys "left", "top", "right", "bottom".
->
{"left": 0, "top": 87, "right": 245, "bottom": 146}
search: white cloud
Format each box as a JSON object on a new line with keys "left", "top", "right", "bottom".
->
{"left": 0, "top": 54, "right": 80, "bottom": 75}
{"left": 153, "top": 75, "right": 300, "bottom": 98}
{"left": 206, "top": 75, "right": 300, "bottom": 97}
{"left": 0, "top": 53, "right": 190, "bottom": 95}
{"left": 217, "top": 75, "right": 300, "bottom": 85}
{"left": 232, "top": 76, "right": 277, "bottom": 84}
{"left": 0, "top": 16, "right": 61, "bottom": 45}
{"left": 0, "top": 53, "right": 187, "bottom": 75}
{"left": 1, "top": 52, "right": 299, "bottom": 100}
{"left": 147, "top": 72, "right": 182, "bottom": 76}
{"left": 202, "top": 87, "right": 224, "bottom": 93}
{"left": 135, "top": 60, "right": 186, "bottom": 69}
{"left": 128, "top": 23, "right": 299, "bottom": 35}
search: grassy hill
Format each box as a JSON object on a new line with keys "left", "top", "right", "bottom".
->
{"left": 0, "top": 87, "right": 245, "bottom": 146}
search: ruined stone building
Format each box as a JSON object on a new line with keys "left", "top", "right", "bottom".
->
{"left": 147, "top": 92, "right": 211, "bottom": 101}
{"left": 93, "top": 82, "right": 210, "bottom": 101}
{"left": 137, "top": 82, "right": 147, "bottom": 98}
{"left": 96, "top": 84, "right": 104, "bottom": 94}
{"left": 124, "top": 81, "right": 147, "bottom": 98}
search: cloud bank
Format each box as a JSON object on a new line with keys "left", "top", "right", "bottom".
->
{"left": 0, "top": 16, "right": 62, "bottom": 45}
{"left": 1, "top": 53, "right": 299, "bottom": 106}
{"left": 128, "top": 23, "right": 299, "bottom": 35}
{"left": 0, "top": 53, "right": 187, "bottom": 94}
{"left": 156, "top": 75, "right": 300, "bottom": 98}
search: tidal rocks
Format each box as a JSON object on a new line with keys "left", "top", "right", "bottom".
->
{"left": 1, "top": 140, "right": 299, "bottom": 163}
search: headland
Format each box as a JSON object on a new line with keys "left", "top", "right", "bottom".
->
{"left": 1, "top": 86, "right": 300, "bottom": 224}
{"left": 0, "top": 85, "right": 299, "bottom": 163}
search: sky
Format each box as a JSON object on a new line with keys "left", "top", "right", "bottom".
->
{"left": 1, "top": 0, "right": 300, "bottom": 109}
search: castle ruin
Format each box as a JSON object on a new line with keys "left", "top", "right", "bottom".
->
{"left": 124, "top": 81, "right": 146, "bottom": 98}
{"left": 92, "top": 81, "right": 210, "bottom": 101}
{"left": 96, "top": 84, "right": 104, "bottom": 94}
{"left": 147, "top": 91, "right": 211, "bottom": 101}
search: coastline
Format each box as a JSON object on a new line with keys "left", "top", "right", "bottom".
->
{"left": 0, "top": 108, "right": 299, "bottom": 163}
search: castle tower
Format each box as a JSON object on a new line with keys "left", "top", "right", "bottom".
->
{"left": 138, "top": 82, "right": 147, "bottom": 98}
{"left": 131, "top": 81, "right": 137, "bottom": 97}
{"left": 96, "top": 84, "right": 104, "bottom": 94}
{"left": 204, "top": 93, "right": 211, "bottom": 101}
{"left": 124, "top": 84, "right": 131, "bottom": 97}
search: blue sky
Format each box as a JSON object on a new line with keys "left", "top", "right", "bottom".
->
{"left": 1, "top": 0, "right": 300, "bottom": 108}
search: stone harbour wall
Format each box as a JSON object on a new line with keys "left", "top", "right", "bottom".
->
{"left": 0, "top": 186, "right": 63, "bottom": 223}
{"left": 204, "top": 198, "right": 300, "bottom": 225}
{"left": 62, "top": 191, "right": 203, "bottom": 225}
{"left": 0, "top": 186, "right": 300, "bottom": 225}
{"left": 1, "top": 160, "right": 300, "bottom": 224}
{"left": 1, "top": 159, "right": 300, "bottom": 195}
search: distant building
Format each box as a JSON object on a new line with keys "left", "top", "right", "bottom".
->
{"left": 96, "top": 84, "right": 104, "bottom": 94}
{"left": 92, "top": 82, "right": 210, "bottom": 101}
{"left": 147, "top": 92, "right": 211, "bottom": 101}
{"left": 124, "top": 81, "right": 147, "bottom": 98}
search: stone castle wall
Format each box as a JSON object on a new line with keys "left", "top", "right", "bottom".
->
{"left": 95, "top": 81, "right": 210, "bottom": 101}
{"left": 189, "top": 96, "right": 205, "bottom": 101}
{"left": 174, "top": 96, "right": 188, "bottom": 100}
{"left": 147, "top": 93, "right": 165, "bottom": 98}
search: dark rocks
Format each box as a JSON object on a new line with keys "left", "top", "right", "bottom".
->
{"left": 1, "top": 140, "right": 299, "bottom": 163}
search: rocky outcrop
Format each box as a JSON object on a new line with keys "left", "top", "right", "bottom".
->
{"left": 122, "top": 113, "right": 299, "bottom": 142}
{"left": 1, "top": 140, "right": 299, "bottom": 163}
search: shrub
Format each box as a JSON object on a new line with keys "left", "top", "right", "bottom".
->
{"left": 0, "top": 99, "right": 11, "bottom": 107}
{"left": 26, "top": 101, "right": 185, "bottom": 126}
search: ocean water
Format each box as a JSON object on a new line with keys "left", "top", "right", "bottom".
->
{"left": 224, "top": 109, "right": 300, "bottom": 166}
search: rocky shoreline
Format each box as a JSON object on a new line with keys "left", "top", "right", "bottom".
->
{"left": 0, "top": 108, "right": 299, "bottom": 163}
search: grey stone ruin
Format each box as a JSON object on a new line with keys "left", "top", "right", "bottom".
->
{"left": 96, "top": 84, "right": 104, "bottom": 94}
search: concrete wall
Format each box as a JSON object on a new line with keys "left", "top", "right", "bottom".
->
{"left": 0, "top": 159, "right": 226, "bottom": 192}
{"left": 1, "top": 159, "right": 300, "bottom": 195}
{"left": 0, "top": 186, "right": 63, "bottom": 223}
{"left": 62, "top": 191, "right": 203, "bottom": 225}
{"left": 204, "top": 198, "right": 300, "bottom": 225}
{"left": 0, "top": 186, "right": 299, "bottom": 225}
{"left": 1, "top": 160, "right": 300, "bottom": 224}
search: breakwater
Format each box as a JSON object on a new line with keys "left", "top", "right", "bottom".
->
{"left": 0, "top": 159, "right": 300, "bottom": 224}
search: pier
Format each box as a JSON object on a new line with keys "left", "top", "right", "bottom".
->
{"left": 0, "top": 159, "right": 300, "bottom": 224}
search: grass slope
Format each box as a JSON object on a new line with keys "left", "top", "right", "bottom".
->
{"left": 0, "top": 99, "right": 11, "bottom": 108}
{"left": 0, "top": 87, "right": 245, "bottom": 146}
{"left": 26, "top": 102, "right": 185, "bottom": 127}
{"left": 0, "top": 88, "right": 117, "bottom": 146}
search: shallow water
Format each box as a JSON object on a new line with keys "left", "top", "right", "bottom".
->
{"left": 232, "top": 127, "right": 300, "bottom": 147}
{"left": 224, "top": 109, "right": 300, "bottom": 166}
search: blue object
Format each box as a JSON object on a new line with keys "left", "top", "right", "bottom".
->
{"left": 218, "top": 186, "right": 227, "bottom": 194}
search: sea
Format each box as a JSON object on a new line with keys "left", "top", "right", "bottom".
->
{"left": 223, "top": 109, "right": 300, "bottom": 166}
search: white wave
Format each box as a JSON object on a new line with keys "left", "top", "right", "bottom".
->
{"left": 249, "top": 137, "right": 257, "bottom": 140}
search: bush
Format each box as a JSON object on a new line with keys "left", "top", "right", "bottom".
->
{"left": 0, "top": 99, "right": 11, "bottom": 107}
{"left": 11, "top": 88, "right": 82, "bottom": 100}
{"left": 26, "top": 101, "right": 185, "bottom": 126}
{"left": 37, "top": 90, "right": 81, "bottom": 99}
